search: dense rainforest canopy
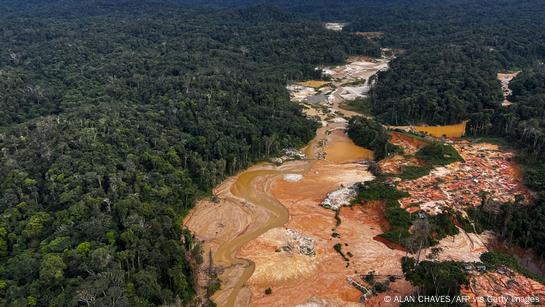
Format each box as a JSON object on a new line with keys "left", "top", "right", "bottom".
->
{"left": 183, "top": 0, "right": 545, "bottom": 150}
{"left": 470, "top": 69, "right": 545, "bottom": 258}
{"left": 498, "top": 68, "right": 545, "bottom": 159}
{"left": 371, "top": 45, "right": 503, "bottom": 126}
{"left": 347, "top": 117, "right": 399, "bottom": 160}
{"left": 0, "top": 2, "right": 377, "bottom": 306}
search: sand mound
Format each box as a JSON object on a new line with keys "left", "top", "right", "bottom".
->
{"left": 241, "top": 227, "right": 319, "bottom": 285}
{"left": 283, "top": 174, "right": 303, "bottom": 182}
{"left": 321, "top": 184, "right": 358, "bottom": 210}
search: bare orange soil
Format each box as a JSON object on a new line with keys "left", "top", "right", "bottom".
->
{"left": 389, "top": 131, "right": 427, "bottom": 155}
{"left": 462, "top": 271, "right": 545, "bottom": 306}
{"left": 378, "top": 132, "right": 428, "bottom": 174}
{"left": 424, "top": 230, "right": 494, "bottom": 263}
{"left": 379, "top": 155, "right": 424, "bottom": 175}
{"left": 394, "top": 140, "right": 531, "bottom": 214}
{"left": 185, "top": 107, "right": 418, "bottom": 306}
{"left": 185, "top": 109, "right": 419, "bottom": 306}
{"left": 240, "top": 158, "right": 415, "bottom": 306}
{"left": 383, "top": 134, "right": 545, "bottom": 305}
{"left": 183, "top": 167, "right": 275, "bottom": 306}
{"left": 186, "top": 123, "right": 539, "bottom": 307}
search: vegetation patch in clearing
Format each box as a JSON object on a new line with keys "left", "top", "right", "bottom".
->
{"left": 480, "top": 250, "right": 545, "bottom": 285}
{"left": 399, "top": 142, "right": 464, "bottom": 180}
{"left": 348, "top": 117, "right": 401, "bottom": 160}
{"left": 402, "top": 257, "right": 469, "bottom": 303}
{"left": 340, "top": 97, "right": 373, "bottom": 115}
{"left": 355, "top": 180, "right": 458, "bottom": 250}
{"left": 354, "top": 181, "right": 412, "bottom": 245}
{"left": 399, "top": 165, "right": 433, "bottom": 180}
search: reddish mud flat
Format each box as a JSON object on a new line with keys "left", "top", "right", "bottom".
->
{"left": 184, "top": 112, "right": 416, "bottom": 306}
{"left": 240, "top": 162, "right": 413, "bottom": 306}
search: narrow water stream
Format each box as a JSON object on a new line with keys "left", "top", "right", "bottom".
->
{"left": 213, "top": 169, "right": 289, "bottom": 307}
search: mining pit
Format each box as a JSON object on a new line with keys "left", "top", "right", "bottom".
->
{"left": 184, "top": 53, "right": 543, "bottom": 306}
{"left": 498, "top": 71, "right": 520, "bottom": 107}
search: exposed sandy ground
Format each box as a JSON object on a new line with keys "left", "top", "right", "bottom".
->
{"left": 423, "top": 230, "right": 494, "bottom": 263}
{"left": 377, "top": 132, "right": 429, "bottom": 174}
{"left": 184, "top": 166, "right": 279, "bottom": 306}
{"left": 389, "top": 132, "right": 427, "bottom": 155}
{"left": 186, "top": 53, "right": 412, "bottom": 305}
{"left": 288, "top": 56, "right": 392, "bottom": 119}
{"left": 378, "top": 132, "right": 545, "bottom": 305}
{"left": 241, "top": 172, "right": 414, "bottom": 306}
{"left": 324, "top": 22, "right": 347, "bottom": 32}
{"left": 287, "top": 85, "right": 317, "bottom": 102}
{"left": 186, "top": 120, "right": 538, "bottom": 307}
{"left": 498, "top": 72, "right": 520, "bottom": 107}
{"left": 379, "top": 155, "right": 423, "bottom": 175}
{"left": 324, "top": 57, "right": 390, "bottom": 114}
{"left": 185, "top": 119, "right": 414, "bottom": 306}
{"left": 301, "top": 105, "right": 325, "bottom": 121}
